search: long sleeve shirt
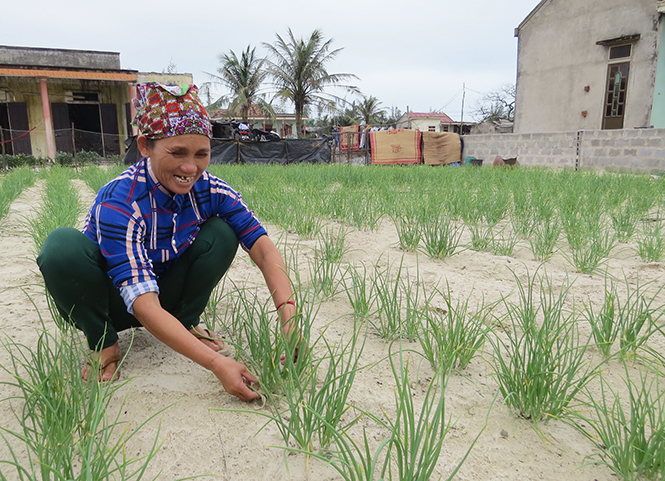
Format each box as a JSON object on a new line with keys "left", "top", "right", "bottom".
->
{"left": 82, "top": 157, "right": 266, "bottom": 313}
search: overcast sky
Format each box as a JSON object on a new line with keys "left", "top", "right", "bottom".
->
{"left": 3, "top": 0, "right": 540, "bottom": 121}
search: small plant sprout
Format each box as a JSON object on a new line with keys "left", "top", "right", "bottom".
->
{"left": 317, "top": 225, "right": 350, "bottom": 263}
{"left": 393, "top": 214, "right": 422, "bottom": 252}
{"left": 572, "top": 367, "right": 665, "bottom": 481}
{"left": 382, "top": 346, "right": 479, "bottom": 481}
{"left": 421, "top": 214, "right": 463, "bottom": 259}
{"left": 567, "top": 227, "right": 617, "bottom": 274}
{"left": 418, "top": 286, "right": 491, "bottom": 372}
{"left": 370, "top": 256, "right": 428, "bottom": 341}
{"left": 616, "top": 278, "right": 664, "bottom": 360}
{"left": 343, "top": 263, "right": 376, "bottom": 323}
{"left": 0, "top": 313, "right": 171, "bottom": 480}
{"left": 636, "top": 219, "right": 665, "bottom": 263}
{"left": 583, "top": 284, "right": 619, "bottom": 358}
{"left": 490, "top": 269, "right": 595, "bottom": 421}
{"left": 28, "top": 166, "right": 84, "bottom": 255}
{"left": 309, "top": 248, "right": 345, "bottom": 300}
{"left": 529, "top": 214, "right": 561, "bottom": 262}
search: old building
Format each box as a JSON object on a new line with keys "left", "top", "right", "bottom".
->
{"left": 514, "top": 0, "right": 665, "bottom": 133}
{"left": 395, "top": 111, "right": 472, "bottom": 134}
{"left": 0, "top": 45, "right": 143, "bottom": 159}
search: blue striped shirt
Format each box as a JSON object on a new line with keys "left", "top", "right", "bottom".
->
{"left": 82, "top": 157, "right": 267, "bottom": 313}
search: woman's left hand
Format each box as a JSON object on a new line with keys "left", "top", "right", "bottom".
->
{"left": 281, "top": 320, "right": 307, "bottom": 364}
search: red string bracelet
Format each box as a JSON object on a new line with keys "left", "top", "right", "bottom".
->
{"left": 276, "top": 300, "right": 295, "bottom": 311}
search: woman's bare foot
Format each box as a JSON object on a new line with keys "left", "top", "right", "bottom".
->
{"left": 82, "top": 341, "right": 121, "bottom": 382}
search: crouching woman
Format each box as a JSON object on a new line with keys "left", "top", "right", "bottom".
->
{"left": 37, "top": 82, "right": 301, "bottom": 402}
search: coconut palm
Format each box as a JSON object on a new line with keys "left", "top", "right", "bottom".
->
{"left": 355, "top": 96, "right": 386, "bottom": 125}
{"left": 207, "top": 46, "right": 274, "bottom": 123}
{"left": 263, "top": 29, "right": 358, "bottom": 138}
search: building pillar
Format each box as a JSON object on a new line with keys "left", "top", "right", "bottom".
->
{"left": 128, "top": 82, "right": 138, "bottom": 135}
{"left": 39, "top": 78, "right": 56, "bottom": 160}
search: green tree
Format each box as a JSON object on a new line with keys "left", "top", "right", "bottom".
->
{"left": 263, "top": 29, "right": 358, "bottom": 138}
{"left": 207, "top": 46, "right": 274, "bottom": 123}
{"left": 354, "top": 95, "right": 386, "bottom": 125}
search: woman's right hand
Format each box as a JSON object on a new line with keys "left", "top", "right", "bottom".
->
{"left": 210, "top": 355, "right": 260, "bottom": 402}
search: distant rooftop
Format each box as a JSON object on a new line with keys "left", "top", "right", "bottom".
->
{"left": 0, "top": 45, "right": 121, "bottom": 70}
{"left": 405, "top": 112, "right": 455, "bottom": 123}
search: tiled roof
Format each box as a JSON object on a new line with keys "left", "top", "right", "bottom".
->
{"left": 407, "top": 112, "right": 454, "bottom": 123}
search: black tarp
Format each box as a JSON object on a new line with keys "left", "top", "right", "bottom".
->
{"left": 123, "top": 136, "right": 331, "bottom": 165}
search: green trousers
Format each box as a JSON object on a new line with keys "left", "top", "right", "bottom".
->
{"left": 37, "top": 217, "right": 239, "bottom": 351}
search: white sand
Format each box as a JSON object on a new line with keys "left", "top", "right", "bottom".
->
{"left": 1, "top": 177, "right": 664, "bottom": 480}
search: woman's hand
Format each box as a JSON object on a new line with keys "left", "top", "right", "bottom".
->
{"left": 133, "top": 292, "right": 260, "bottom": 402}
{"left": 281, "top": 319, "right": 307, "bottom": 364}
{"left": 210, "top": 355, "right": 260, "bottom": 402}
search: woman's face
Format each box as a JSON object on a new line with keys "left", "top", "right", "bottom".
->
{"left": 138, "top": 134, "right": 210, "bottom": 195}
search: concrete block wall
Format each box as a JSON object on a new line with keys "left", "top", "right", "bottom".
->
{"left": 579, "top": 129, "right": 665, "bottom": 171}
{"left": 462, "top": 128, "right": 665, "bottom": 172}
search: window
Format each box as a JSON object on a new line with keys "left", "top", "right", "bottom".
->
{"left": 66, "top": 91, "right": 100, "bottom": 103}
{"left": 428, "top": 125, "right": 436, "bottom": 131}
{"left": 609, "top": 44, "right": 631, "bottom": 60}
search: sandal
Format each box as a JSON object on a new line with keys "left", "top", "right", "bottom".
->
{"left": 85, "top": 353, "right": 121, "bottom": 382}
{"left": 190, "top": 327, "right": 236, "bottom": 357}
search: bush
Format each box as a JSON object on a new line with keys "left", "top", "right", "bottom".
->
{"left": 75, "top": 150, "right": 101, "bottom": 165}
{"left": 1, "top": 153, "right": 44, "bottom": 169}
{"left": 55, "top": 151, "right": 74, "bottom": 166}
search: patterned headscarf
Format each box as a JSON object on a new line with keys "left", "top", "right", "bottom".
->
{"left": 133, "top": 83, "right": 212, "bottom": 139}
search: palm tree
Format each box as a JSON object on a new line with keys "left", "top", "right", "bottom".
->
{"left": 263, "top": 29, "right": 358, "bottom": 138}
{"left": 207, "top": 46, "right": 274, "bottom": 123}
{"left": 355, "top": 96, "right": 386, "bottom": 125}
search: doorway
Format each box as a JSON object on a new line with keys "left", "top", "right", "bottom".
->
{"left": 602, "top": 62, "right": 629, "bottom": 130}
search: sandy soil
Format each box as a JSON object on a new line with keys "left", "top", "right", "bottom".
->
{"left": 1, "top": 176, "right": 665, "bottom": 480}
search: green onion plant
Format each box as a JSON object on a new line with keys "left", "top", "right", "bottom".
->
{"left": 571, "top": 367, "right": 665, "bottom": 481}
{"left": 490, "top": 270, "right": 595, "bottom": 421}
{"left": 418, "top": 287, "right": 491, "bottom": 372}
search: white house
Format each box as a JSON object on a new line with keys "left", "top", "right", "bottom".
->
{"left": 514, "top": 0, "right": 665, "bottom": 133}
{"left": 395, "top": 111, "right": 472, "bottom": 133}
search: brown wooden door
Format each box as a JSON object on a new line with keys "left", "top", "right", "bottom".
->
{"left": 603, "top": 62, "right": 629, "bottom": 130}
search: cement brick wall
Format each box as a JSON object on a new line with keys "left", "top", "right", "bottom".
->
{"left": 579, "top": 129, "right": 665, "bottom": 171}
{"left": 462, "top": 128, "right": 665, "bottom": 172}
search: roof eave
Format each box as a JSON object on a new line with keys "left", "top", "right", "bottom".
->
{"left": 515, "top": 0, "right": 550, "bottom": 37}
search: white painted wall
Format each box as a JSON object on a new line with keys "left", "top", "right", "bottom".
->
{"left": 514, "top": 0, "right": 661, "bottom": 133}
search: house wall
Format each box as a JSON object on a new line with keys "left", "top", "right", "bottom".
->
{"left": 0, "top": 45, "right": 121, "bottom": 69}
{"left": 514, "top": 0, "right": 661, "bottom": 133}
{"left": 652, "top": 15, "right": 665, "bottom": 128}
{"left": 0, "top": 76, "right": 131, "bottom": 157}
{"left": 395, "top": 117, "right": 446, "bottom": 131}
{"left": 462, "top": 128, "right": 665, "bottom": 172}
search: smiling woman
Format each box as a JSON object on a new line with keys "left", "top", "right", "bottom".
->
{"left": 36, "top": 82, "right": 304, "bottom": 401}
{"left": 138, "top": 134, "right": 211, "bottom": 195}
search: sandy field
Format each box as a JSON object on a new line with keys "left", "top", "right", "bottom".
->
{"left": 1, "top": 176, "right": 664, "bottom": 480}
